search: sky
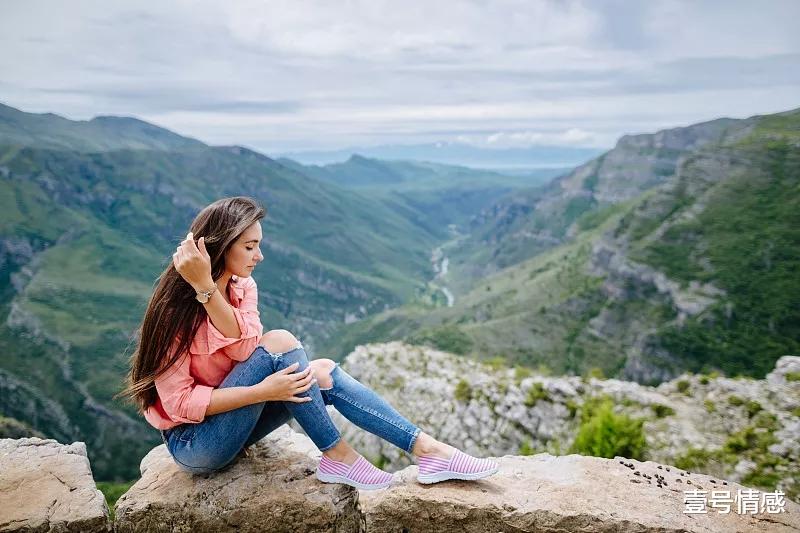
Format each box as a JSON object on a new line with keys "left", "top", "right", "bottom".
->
{"left": 1, "top": 0, "right": 799, "bottom": 156}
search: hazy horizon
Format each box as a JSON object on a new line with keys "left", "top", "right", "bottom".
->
{"left": 2, "top": 1, "right": 798, "bottom": 157}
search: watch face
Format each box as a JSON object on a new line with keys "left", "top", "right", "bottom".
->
{"left": 196, "top": 293, "right": 209, "bottom": 303}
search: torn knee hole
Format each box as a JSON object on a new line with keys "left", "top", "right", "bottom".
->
{"left": 316, "top": 361, "right": 337, "bottom": 390}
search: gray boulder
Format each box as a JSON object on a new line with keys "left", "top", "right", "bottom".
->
{"left": 0, "top": 437, "right": 109, "bottom": 532}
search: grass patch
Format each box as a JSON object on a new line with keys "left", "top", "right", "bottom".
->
{"left": 96, "top": 481, "right": 135, "bottom": 520}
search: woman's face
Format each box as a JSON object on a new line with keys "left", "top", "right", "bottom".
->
{"left": 224, "top": 221, "right": 264, "bottom": 278}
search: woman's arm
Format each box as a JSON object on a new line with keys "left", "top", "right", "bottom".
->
{"left": 173, "top": 231, "right": 242, "bottom": 339}
{"left": 195, "top": 279, "right": 241, "bottom": 339}
{"left": 204, "top": 386, "right": 263, "bottom": 416}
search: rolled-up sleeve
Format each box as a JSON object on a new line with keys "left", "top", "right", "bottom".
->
{"left": 155, "top": 351, "right": 213, "bottom": 424}
{"left": 206, "top": 277, "right": 263, "bottom": 362}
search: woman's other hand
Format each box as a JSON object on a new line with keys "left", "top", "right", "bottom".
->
{"left": 253, "top": 362, "right": 317, "bottom": 402}
{"left": 173, "top": 231, "right": 213, "bottom": 290}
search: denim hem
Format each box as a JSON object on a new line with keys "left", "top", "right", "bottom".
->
{"left": 406, "top": 426, "right": 422, "bottom": 454}
{"left": 317, "top": 433, "right": 342, "bottom": 452}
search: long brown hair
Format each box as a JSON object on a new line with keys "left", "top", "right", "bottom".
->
{"left": 116, "top": 196, "right": 266, "bottom": 413}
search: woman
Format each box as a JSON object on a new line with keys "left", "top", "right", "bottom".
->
{"left": 118, "top": 196, "right": 498, "bottom": 490}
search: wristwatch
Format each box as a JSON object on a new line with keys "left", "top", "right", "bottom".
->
{"left": 195, "top": 285, "right": 217, "bottom": 304}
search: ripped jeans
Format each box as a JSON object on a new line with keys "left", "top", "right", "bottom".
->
{"left": 160, "top": 342, "right": 422, "bottom": 475}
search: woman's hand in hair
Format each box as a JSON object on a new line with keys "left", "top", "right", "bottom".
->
{"left": 253, "top": 362, "right": 317, "bottom": 402}
{"left": 173, "top": 231, "right": 214, "bottom": 290}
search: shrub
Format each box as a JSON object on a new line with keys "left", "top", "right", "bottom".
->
{"left": 674, "top": 448, "right": 716, "bottom": 471}
{"left": 785, "top": 371, "right": 800, "bottom": 382}
{"left": 454, "top": 379, "right": 472, "bottom": 402}
{"left": 699, "top": 375, "right": 710, "bottom": 385}
{"left": 585, "top": 367, "right": 606, "bottom": 380}
{"left": 651, "top": 404, "right": 675, "bottom": 418}
{"left": 565, "top": 399, "right": 579, "bottom": 419}
{"left": 524, "top": 382, "right": 550, "bottom": 407}
{"left": 514, "top": 366, "right": 532, "bottom": 383}
{"left": 519, "top": 438, "right": 537, "bottom": 456}
{"left": 746, "top": 400, "right": 763, "bottom": 418}
{"left": 728, "top": 395, "right": 745, "bottom": 406}
{"left": 485, "top": 356, "right": 506, "bottom": 371}
{"left": 704, "top": 399, "right": 716, "bottom": 413}
{"left": 569, "top": 397, "right": 647, "bottom": 460}
{"left": 407, "top": 324, "right": 473, "bottom": 355}
{"left": 676, "top": 380, "right": 691, "bottom": 394}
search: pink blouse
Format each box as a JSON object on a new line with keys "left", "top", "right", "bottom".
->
{"left": 143, "top": 275, "right": 264, "bottom": 430}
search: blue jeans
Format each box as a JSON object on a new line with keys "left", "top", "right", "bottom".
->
{"left": 160, "top": 342, "right": 422, "bottom": 475}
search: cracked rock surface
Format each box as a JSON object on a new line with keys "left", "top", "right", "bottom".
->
{"left": 359, "top": 454, "right": 800, "bottom": 533}
{"left": 0, "top": 437, "right": 109, "bottom": 532}
{"left": 115, "top": 425, "right": 800, "bottom": 532}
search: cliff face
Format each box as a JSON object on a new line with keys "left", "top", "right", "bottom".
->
{"left": 323, "top": 342, "right": 800, "bottom": 503}
{"left": 448, "top": 115, "right": 756, "bottom": 286}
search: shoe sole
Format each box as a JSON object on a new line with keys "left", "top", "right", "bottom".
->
{"left": 316, "top": 471, "right": 392, "bottom": 490}
{"left": 417, "top": 464, "right": 499, "bottom": 484}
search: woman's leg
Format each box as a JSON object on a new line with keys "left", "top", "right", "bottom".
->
{"left": 242, "top": 401, "right": 293, "bottom": 449}
{"left": 166, "top": 344, "right": 342, "bottom": 474}
{"left": 313, "top": 359, "right": 500, "bottom": 484}
{"left": 315, "top": 360, "right": 423, "bottom": 455}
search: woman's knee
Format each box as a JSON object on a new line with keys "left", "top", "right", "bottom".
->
{"left": 309, "top": 359, "right": 337, "bottom": 389}
{"left": 258, "top": 329, "right": 300, "bottom": 354}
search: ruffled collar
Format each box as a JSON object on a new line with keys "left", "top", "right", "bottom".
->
{"left": 228, "top": 275, "right": 245, "bottom": 305}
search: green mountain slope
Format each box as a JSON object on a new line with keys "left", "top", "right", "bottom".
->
{"left": 319, "top": 109, "right": 800, "bottom": 385}
{"left": 278, "top": 154, "right": 561, "bottom": 231}
{"left": 444, "top": 115, "right": 759, "bottom": 296}
{"left": 0, "top": 104, "right": 442, "bottom": 480}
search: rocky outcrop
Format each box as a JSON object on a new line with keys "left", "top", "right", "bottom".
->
{"left": 361, "top": 454, "right": 800, "bottom": 533}
{"left": 328, "top": 342, "right": 800, "bottom": 502}
{"left": 118, "top": 427, "right": 800, "bottom": 532}
{"left": 113, "top": 425, "right": 362, "bottom": 533}
{"left": 5, "top": 427, "right": 800, "bottom": 532}
{"left": 0, "top": 437, "right": 109, "bottom": 532}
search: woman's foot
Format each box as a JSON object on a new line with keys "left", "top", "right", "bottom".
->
{"left": 317, "top": 440, "right": 393, "bottom": 490}
{"left": 412, "top": 432, "right": 499, "bottom": 484}
{"left": 322, "top": 439, "right": 360, "bottom": 465}
{"left": 316, "top": 454, "right": 393, "bottom": 490}
{"left": 411, "top": 431, "right": 455, "bottom": 460}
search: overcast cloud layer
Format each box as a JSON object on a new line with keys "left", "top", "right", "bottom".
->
{"left": 1, "top": 0, "right": 799, "bottom": 154}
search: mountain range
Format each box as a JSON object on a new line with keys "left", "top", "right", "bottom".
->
{"left": 0, "top": 101, "right": 797, "bottom": 482}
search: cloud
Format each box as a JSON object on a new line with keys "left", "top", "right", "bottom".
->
{"left": 0, "top": 0, "right": 798, "bottom": 153}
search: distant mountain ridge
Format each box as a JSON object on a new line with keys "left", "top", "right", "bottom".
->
{"left": 278, "top": 153, "right": 562, "bottom": 234}
{"left": 276, "top": 141, "right": 602, "bottom": 169}
{"left": 0, "top": 103, "right": 206, "bottom": 152}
